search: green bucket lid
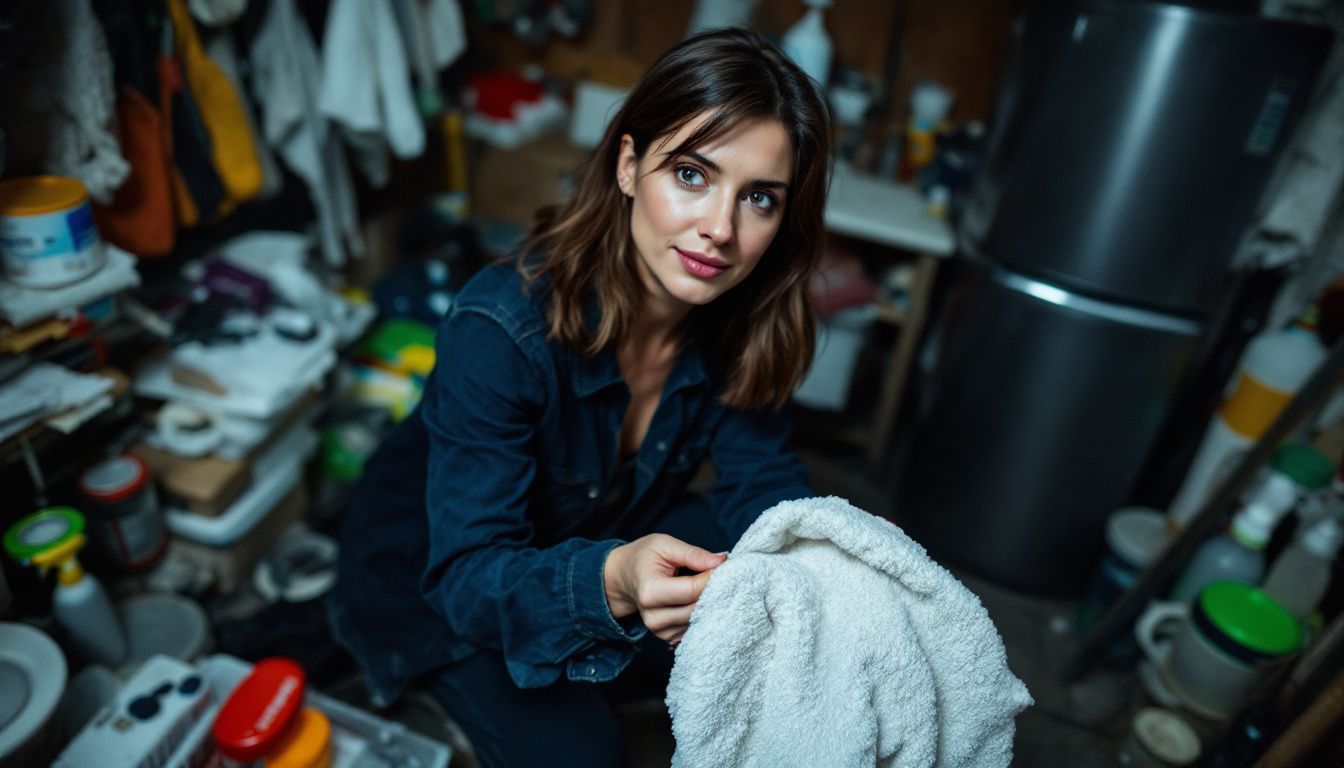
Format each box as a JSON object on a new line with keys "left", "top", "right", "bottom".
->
{"left": 1271, "top": 443, "right": 1335, "bottom": 490}
{"left": 1199, "top": 581, "right": 1301, "bottom": 658}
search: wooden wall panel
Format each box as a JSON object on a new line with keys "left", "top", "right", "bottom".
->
{"left": 465, "top": 0, "right": 1022, "bottom": 122}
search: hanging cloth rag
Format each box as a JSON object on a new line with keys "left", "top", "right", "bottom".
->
{"left": 94, "top": 87, "right": 177, "bottom": 257}
{"left": 165, "top": 0, "right": 263, "bottom": 217}
{"left": 92, "top": 0, "right": 178, "bottom": 256}
{"left": 319, "top": 0, "right": 425, "bottom": 188}
{"left": 158, "top": 19, "right": 225, "bottom": 228}
{"left": 250, "top": 0, "right": 362, "bottom": 266}
{"left": 204, "top": 29, "right": 284, "bottom": 201}
{"left": 1, "top": 0, "right": 129, "bottom": 203}
{"left": 667, "top": 497, "right": 1034, "bottom": 768}
{"left": 188, "top": 0, "right": 247, "bottom": 28}
{"left": 391, "top": 0, "right": 469, "bottom": 115}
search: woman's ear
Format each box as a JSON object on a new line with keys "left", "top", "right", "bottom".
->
{"left": 616, "top": 134, "right": 638, "bottom": 198}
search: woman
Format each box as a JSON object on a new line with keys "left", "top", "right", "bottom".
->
{"left": 330, "top": 27, "right": 832, "bottom": 768}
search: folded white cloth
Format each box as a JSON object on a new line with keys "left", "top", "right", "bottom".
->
{"left": 667, "top": 497, "right": 1033, "bottom": 768}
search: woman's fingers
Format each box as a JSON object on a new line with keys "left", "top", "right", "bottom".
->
{"left": 643, "top": 602, "right": 697, "bottom": 641}
{"left": 655, "top": 537, "right": 727, "bottom": 573}
{"left": 637, "top": 567, "right": 713, "bottom": 609}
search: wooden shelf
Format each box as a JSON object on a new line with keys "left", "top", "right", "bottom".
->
{"left": 874, "top": 300, "right": 907, "bottom": 326}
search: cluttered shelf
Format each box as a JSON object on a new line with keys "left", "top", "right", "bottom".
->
{"left": 794, "top": 162, "right": 954, "bottom": 466}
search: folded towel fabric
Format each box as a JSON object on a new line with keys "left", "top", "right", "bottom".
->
{"left": 667, "top": 497, "right": 1033, "bottom": 768}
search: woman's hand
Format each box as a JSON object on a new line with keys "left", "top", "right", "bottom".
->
{"left": 604, "top": 534, "right": 727, "bottom": 645}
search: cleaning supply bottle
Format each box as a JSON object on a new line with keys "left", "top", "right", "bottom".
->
{"left": 1171, "top": 475, "right": 1297, "bottom": 603}
{"left": 1168, "top": 308, "right": 1326, "bottom": 530}
{"left": 781, "top": 0, "right": 833, "bottom": 89}
{"left": 1262, "top": 516, "right": 1342, "bottom": 619}
{"left": 3, "top": 507, "right": 128, "bottom": 666}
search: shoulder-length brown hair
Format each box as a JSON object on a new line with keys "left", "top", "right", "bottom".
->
{"left": 522, "top": 27, "right": 832, "bottom": 410}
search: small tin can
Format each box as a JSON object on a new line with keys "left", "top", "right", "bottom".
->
{"left": 77, "top": 455, "right": 166, "bottom": 571}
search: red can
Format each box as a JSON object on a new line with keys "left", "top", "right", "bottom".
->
{"left": 77, "top": 454, "right": 166, "bottom": 571}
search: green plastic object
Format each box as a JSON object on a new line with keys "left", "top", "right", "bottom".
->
{"left": 1271, "top": 443, "right": 1335, "bottom": 490}
{"left": 359, "top": 319, "right": 437, "bottom": 376}
{"left": 4, "top": 507, "right": 83, "bottom": 561}
{"left": 1200, "top": 581, "right": 1301, "bottom": 657}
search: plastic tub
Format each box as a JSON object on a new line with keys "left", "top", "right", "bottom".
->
{"left": 118, "top": 592, "right": 214, "bottom": 668}
{"left": 0, "top": 176, "right": 106, "bottom": 288}
{"left": 166, "top": 655, "right": 451, "bottom": 768}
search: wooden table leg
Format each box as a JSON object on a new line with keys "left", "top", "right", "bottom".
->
{"left": 866, "top": 252, "right": 939, "bottom": 467}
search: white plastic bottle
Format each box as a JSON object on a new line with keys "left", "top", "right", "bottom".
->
{"left": 1263, "top": 517, "right": 1342, "bottom": 619}
{"left": 1171, "top": 474, "right": 1296, "bottom": 603}
{"left": 53, "top": 559, "right": 128, "bottom": 667}
{"left": 1168, "top": 316, "right": 1325, "bottom": 529}
{"left": 781, "top": 0, "right": 833, "bottom": 89}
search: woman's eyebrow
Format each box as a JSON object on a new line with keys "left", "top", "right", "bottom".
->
{"left": 680, "top": 150, "right": 790, "bottom": 191}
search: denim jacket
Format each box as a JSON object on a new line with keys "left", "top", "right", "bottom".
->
{"left": 329, "top": 262, "right": 814, "bottom": 706}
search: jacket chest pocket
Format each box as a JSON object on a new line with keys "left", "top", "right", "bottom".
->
{"left": 666, "top": 436, "right": 710, "bottom": 480}
{"left": 536, "top": 465, "right": 604, "bottom": 535}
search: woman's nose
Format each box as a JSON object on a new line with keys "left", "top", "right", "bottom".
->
{"left": 698, "top": 192, "right": 736, "bottom": 247}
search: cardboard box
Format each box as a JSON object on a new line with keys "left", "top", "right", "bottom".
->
{"left": 132, "top": 442, "right": 251, "bottom": 518}
{"left": 471, "top": 135, "right": 591, "bottom": 227}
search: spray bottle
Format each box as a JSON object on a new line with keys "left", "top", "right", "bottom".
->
{"left": 1167, "top": 307, "right": 1325, "bottom": 530}
{"left": 781, "top": 0, "right": 833, "bottom": 89}
{"left": 4, "top": 507, "right": 128, "bottom": 666}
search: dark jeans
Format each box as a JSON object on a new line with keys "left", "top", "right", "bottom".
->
{"left": 427, "top": 636, "right": 675, "bottom": 768}
{"left": 425, "top": 494, "right": 731, "bottom": 768}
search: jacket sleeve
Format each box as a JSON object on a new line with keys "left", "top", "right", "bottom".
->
{"left": 707, "top": 402, "right": 816, "bottom": 542}
{"left": 418, "top": 309, "right": 644, "bottom": 689}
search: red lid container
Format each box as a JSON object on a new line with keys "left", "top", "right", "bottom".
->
{"left": 213, "top": 658, "right": 307, "bottom": 761}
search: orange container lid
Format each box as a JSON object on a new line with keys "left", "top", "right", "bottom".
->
{"left": 0, "top": 176, "right": 89, "bottom": 216}
{"left": 264, "top": 707, "right": 333, "bottom": 768}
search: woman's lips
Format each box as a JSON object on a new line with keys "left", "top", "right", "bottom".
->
{"left": 675, "top": 248, "right": 727, "bottom": 279}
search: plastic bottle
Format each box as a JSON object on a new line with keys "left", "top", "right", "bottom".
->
{"left": 900, "top": 79, "right": 953, "bottom": 182}
{"left": 1168, "top": 311, "right": 1327, "bottom": 530}
{"left": 53, "top": 552, "right": 128, "bottom": 667}
{"left": 3, "top": 508, "right": 128, "bottom": 666}
{"left": 781, "top": 0, "right": 833, "bottom": 89}
{"left": 1171, "top": 476, "right": 1298, "bottom": 603}
{"left": 1263, "top": 516, "right": 1342, "bottom": 619}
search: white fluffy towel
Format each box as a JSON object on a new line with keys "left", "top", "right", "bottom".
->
{"left": 666, "top": 497, "right": 1033, "bottom": 768}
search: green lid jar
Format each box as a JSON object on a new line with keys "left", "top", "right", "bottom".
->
{"left": 1195, "top": 581, "right": 1301, "bottom": 664}
{"left": 1271, "top": 443, "right": 1335, "bottom": 491}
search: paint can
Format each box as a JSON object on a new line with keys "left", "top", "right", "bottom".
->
{"left": 76, "top": 455, "right": 166, "bottom": 572}
{"left": 0, "top": 176, "right": 106, "bottom": 288}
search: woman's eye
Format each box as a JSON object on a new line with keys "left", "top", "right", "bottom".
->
{"left": 675, "top": 164, "right": 706, "bottom": 187}
{"left": 747, "top": 190, "right": 778, "bottom": 212}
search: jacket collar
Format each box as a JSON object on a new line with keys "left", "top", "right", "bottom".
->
{"left": 570, "top": 339, "right": 709, "bottom": 399}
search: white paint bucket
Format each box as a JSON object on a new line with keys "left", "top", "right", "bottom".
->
{"left": 0, "top": 176, "right": 106, "bottom": 289}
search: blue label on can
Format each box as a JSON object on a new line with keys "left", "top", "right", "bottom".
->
{"left": 66, "top": 201, "right": 97, "bottom": 251}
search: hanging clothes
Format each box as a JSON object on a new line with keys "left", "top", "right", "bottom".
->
{"left": 2, "top": 0, "right": 129, "bottom": 203}
{"left": 204, "top": 29, "right": 284, "bottom": 201}
{"left": 165, "top": 0, "right": 263, "bottom": 217}
{"left": 93, "top": 0, "right": 178, "bottom": 256}
{"left": 250, "top": 0, "right": 362, "bottom": 266}
{"left": 391, "top": 0, "right": 469, "bottom": 115}
{"left": 318, "top": 0, "right": 425, "bottom": 188}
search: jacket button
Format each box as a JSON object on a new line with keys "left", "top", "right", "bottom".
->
{"left": 656, "top": 441, "right": 667, "bottom": 452}
{"left": 588, "top": 486, "right": 599, "bottom": 499}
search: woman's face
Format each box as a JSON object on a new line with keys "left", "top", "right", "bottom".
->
{"left": 617, "top": 113, "right": 793, "bottom": 313}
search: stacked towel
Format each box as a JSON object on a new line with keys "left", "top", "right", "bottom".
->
{"left": 667, "top": 497, "right": 1033, "bottom": 768}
